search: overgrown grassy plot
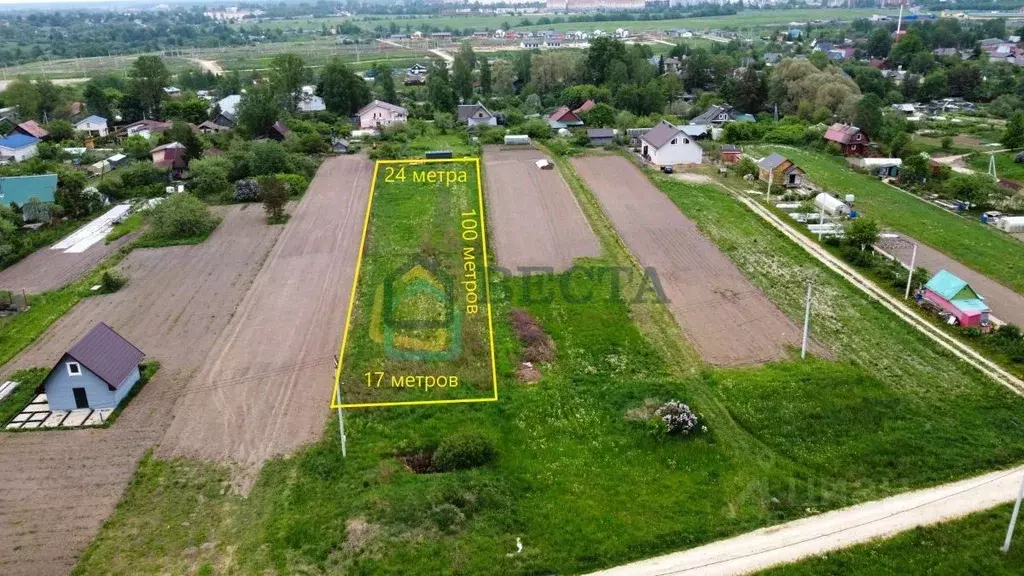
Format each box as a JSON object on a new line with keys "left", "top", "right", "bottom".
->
{"left": 650, "top": 173, "right": 1024, "bottom": 486}
{"left": 753, "top": 146, "right": 1024, "bottom": 294}
{"left": 762, "top": 503, "right": 1024, "bottom": 575}
{"left": 336, "top": 160, "right": 495, "bottom": 407}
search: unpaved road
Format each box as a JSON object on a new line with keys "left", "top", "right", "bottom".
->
{"left": 0, "top": 205, "right": 280, "bottom": 576}
{"left": 483, "top": 146, "right": 600, "bottom": 273}
{"left": 158, "top": 156, "right": 374, "bottom": 472}
{"left": 572, "top": 155, "right": 805, "bottom": 366}
{"left": 883, "top": 233, "right": 1024, "bottom": 327}
{"left": 0, "top": 231, "right": 136, "bottom": 295}
{"left": 592, "top": 466, "right": 1024, "bottom": 576}
{"left": 188, "top": 57, "right": 224, "bottom": 76}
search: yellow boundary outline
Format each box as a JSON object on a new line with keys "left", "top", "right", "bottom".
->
{"left": 331, "top": 157, "right": 498, "bottom": 409}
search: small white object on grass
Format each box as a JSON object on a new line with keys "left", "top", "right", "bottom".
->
{"left": 506, "top": 537, "right": 523, "bottom": 557}
{"left": 91, "top": 285, "right": 102, "bottom": 291}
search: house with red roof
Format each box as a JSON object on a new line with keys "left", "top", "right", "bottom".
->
{"left": 824, "top": 123, "right": 869, "bottom": 156}
{"left": 151, "top": 142, "right": 188, "bottom": 177}
{"left": 14, "top": 120, "right": 48, "bottom": 140}
{"left": 573, "top": 99, "right": 596, "bottom": 115}
{"left": 548, "top": 106, "right": 584, "bottom": 128}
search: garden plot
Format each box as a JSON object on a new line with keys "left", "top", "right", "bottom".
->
{"left": 0, "top": 204, "right": 281, "bottom": 576}
{"left": 51, "top": 204, "right": 131, "bottom": 254}
{"left": 0, "top": 224, "right": 136, "bottom": 295}
{"left": 572, "top": 155, "right": 809, "bottom": 366}
{"left": 159, "top": 156, "right": 375, "bottom": 469}
{"left": 483, "top": 146, "right": 600, "bottom": 273}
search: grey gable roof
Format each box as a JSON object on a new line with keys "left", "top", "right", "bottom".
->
{"left": 640, "top": 121, "right": 683, "bottom": 149}
{"left": 587, "top": 128, "right": 614, "bottom": 138}
{"left": 757, "top": 153, "right": 789, "bottom": 171}
{"left": 65, "top": 323, "right": 145, "bottom": 389}
{"left": 691, "top": 104, "right": 734, "bottom": 125}
{"left": 457, "top": 103, "right": 493, "bottom": 121}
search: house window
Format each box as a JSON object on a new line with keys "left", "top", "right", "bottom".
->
{"left": 683, "top": 138, "right": 690, "bottom": 144}
{"left": 67, "top": 361, "right": 82, "bottom": 376}
{"left": 671, "top": 138, "right": 677, "bottom": 145}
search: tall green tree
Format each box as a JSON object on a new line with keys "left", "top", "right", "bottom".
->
{"left": 2, "top": 80, "right": 40, "bottom": 120}
{"left": 271, "top": 53, "right": 307, "bottom": 111}
{"left": 478, "top": 57, "right": 492, "bottom": 97}
{"left": 867, "top": 27, "right": 892, "bottom": 59}
{"left": 129, "top": 55, "right": 170, "bottom": 119}
{"left": 852, "top": 94, "right": 884, "bottom": 138}
{"left": 161, "top": 121, "right": 204, "bottom": 164}
{"left": 372, "top": 63, "right": 397, "bottom": 103}
{"left": 492, "top": 60, "right": 515, "bottom": 96}
{"left": 1003, "top": 111, "right": 1024, "bottom": 149}
{"left": 426, "top": 60, "right": 457, "bottom": 112}
{"left": 513, "top": 50, "right": 532, "bottom": 88}
{"left": 318, "top": 59, "right": 371, "bottom": 116}
{"left": 82, "top": 81, "right": 111, "bottom": 120}
{"left": 236, "top": 84, "right": 280, "bottom": 138}
{"left": 453, "top": 42, "right": 476, "bottom": 102}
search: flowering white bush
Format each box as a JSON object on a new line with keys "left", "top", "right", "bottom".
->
{"left": 654, "top": 400, "right": 702, "bottom": 436}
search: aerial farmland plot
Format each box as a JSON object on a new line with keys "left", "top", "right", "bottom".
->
{"left": 333, "top": 157, "right": 498, "bottom": 409}
{"left": 482, "top": 145, "right": 600, "bottom": 274}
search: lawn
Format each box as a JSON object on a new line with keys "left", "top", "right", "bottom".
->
{"left": 761, "top": 503, "right": 1024, "bottom": 575}
{"left": 73, "top": 148, "right": 1024, "bottom": 575}
{"left": 968, "top": 150, "right": 1024, "bottom": 183}
{"left": 254, "top": 8, "right": 898, "bottom": 34}
{"left": 755, "top": 146, "right": 1024, "bottom": 294}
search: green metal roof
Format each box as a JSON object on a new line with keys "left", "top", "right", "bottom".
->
{"left": 925, "top": 269, "right": 971, "bottom": 301}
{"left": 953, "top": 298, "right": 990, "bottom": 313}
{"left": 0, "top": 174, "right": 57, "bottom": 207}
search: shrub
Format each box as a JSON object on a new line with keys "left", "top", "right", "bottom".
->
{"left": 148, "top": 193, "right": 220, "bottom": 240}
{"left": 432, "top": 432, "right": 495, "bottom": 472}
{"left": 274, "top": 173, "right": 310, "bottom": 196}
{"left": 369, "top": 142, "right": 403, "bottom": 160}
{"left": 233, "top": 178, "right": 260, "bottom": 202}
{"left": 653, "top": 400, "right": 703, "bottom": 436}
{"left": 100, "top": 269, "right": 127, "bottom": 293}
{"left": 429, "top": 503, "right": 466, "bottom": 533}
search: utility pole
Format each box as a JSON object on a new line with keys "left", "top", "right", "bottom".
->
{"left": 334, "top": 355, "right": 347, "bottom": 457}
{"left": 801, "top": 281, "right": 813, "bottom": 359}
{"left": 1003, "top": 469, "right": 1024, "bottom": 553}
{"left": 905, "top": 242, "right": 917, "bottom": 300}
{"left": 766, "top": 170, "right": 773, "bottom": 204}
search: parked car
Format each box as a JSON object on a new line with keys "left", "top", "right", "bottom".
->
{"left": 662, "top": 166, "right": 674, "bottom": 174}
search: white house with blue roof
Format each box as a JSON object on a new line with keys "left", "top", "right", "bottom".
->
{"left": 74, "top": 115, "right": 109, "bottom": 137}
{"left": 0, "top": 133, "right": 39, "bottom": 162}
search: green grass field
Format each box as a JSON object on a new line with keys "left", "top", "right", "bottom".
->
{"left": 761, "top": 503, "right": 1024, "bottom": 575}
{"left": 755, "top": 146, "right": 1024, "bottom": 295}
{"left": 254, "top": 8, "right": 897, "bottom": 34}
{"left": 968, "top": 150, "right": 1024, "bottom": 183}
{"left": 73, "top": 144, "right": 1024, "bottom": 575}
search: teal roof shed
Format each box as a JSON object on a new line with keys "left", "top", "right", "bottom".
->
{"left": 0, "top": 174, "right": 58, "bottom": 206}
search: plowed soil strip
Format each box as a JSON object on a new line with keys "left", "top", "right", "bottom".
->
{"left": 572, "top": 155, "right": 802, "bottom": 366}
{"left": 483, "top": 146, "right": 600, "bottom": 273}
{"left": 0, "top": 205, "right": 281, "bottom": 576}
{"left": 158, "top": 155, "right": 374, "bottom": 468}
{"left": 0, "top": 231, "right": 136, "bottom": 294}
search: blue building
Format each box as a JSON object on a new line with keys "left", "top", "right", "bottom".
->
{"left": 0, "top": 174, "right": 58, "bottom": 207}
{"left": 42, "top": 323, "right": 145, "bottom": 411}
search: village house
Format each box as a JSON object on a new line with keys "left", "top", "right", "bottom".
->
{"left": 297, "top": 86, "right": 326, "bottom": 113}
{"left": 639, "top": 121, "right": 703, "bottom": 167}
{"left": 0, "top": 133, "right": 39, "bottom": 162}
{"left": 41, "top": 322, "right": 145, "bottom": 412}
{"left": 824, "top": 123, "right": 870, "bottom": 156}
{"left": 573, "top": 99, "right": 596, "bottom": 115}
{"left": 719, "top": 144, "right": 742, "bottom": 164}
{"left": 74, "top": 115, "right": 108, "bottom": 138}
{"left": 587, "top": 128, "right": 615, "bottom": 147}
{"left": 151, "top": 142, "right": 187, "bottom": 178}
{"left": 457, "top": 103, "right": 498, "bottom": 127}
{"left": 357, "top": 100, "right": 408, "bottom": 129}
{"left": 13, "top": 120, "right": 48, "bottom": 140}
{"left": 691, "top": 104, "right": 746, "bottom": 128}
{"left": 921, "top": 270, "right": 991, "bottom": 328}
{"left": 267, "top": 121, "right": 291, "bottom": 142}
{"left": 756, "top": 153, "right": 804, "bottom": 187}
{"left": 0, "top": 173, "right": 57, "bottom": 209}
{"left": 123, "top": 119, "right": 172, "bottom": 140}
{"left": 548, "top": 106, "right": 584, "bottom": 129}
{"left": 197, "top": 120, "right": 229, "bottom": 135}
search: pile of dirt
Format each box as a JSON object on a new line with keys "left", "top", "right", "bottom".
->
{"left": 516, "top": 362, "right": 542, "bottom": 383}
{"left": 345, "top": 517, "right": 379, "bottom": 551}
{"left": 401, "top": 451, "right": 436, "bottom": 474}
{"left": 508, "top": 309, "right": 555, "bottom": 364}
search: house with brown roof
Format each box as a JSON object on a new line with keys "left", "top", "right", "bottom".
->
{"left": 573, "top": 99, "right": 596, "bottom": 115}
{"left": 14, "top": 120, "right": 48, "bottom": 140}
{"left": 756, "top": 153, "right": 804, "bottom": 187}
{"left": 42, "top": 323, "right": 145, "bottom": 411}
{"left": 824, "top": 123, "right": 869, "bottom": 156}
{"left": 151, "top": 142, "right": 187, "bottom": 177}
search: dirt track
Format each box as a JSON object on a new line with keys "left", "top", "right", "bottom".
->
{"left": 483, "top": 146, "right": 600, "bottom": 273}
{"left": 572, "top": 155, "right": 804, "bottom": 366}
{"left": 0, "top": 232, "right": 136, "bottom": 294}
{"left": 158, "top": 155, "right": 374, "bottom": 471}
{"left": 0, "top": 205, "right": 280, "bottom": 576}
{"left": 884, "top": 234, "right": 1024, "bottom": 328}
